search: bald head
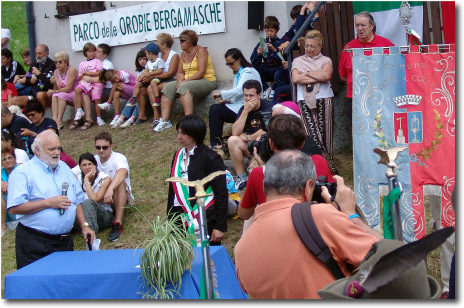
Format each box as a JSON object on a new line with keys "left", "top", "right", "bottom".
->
{"left": 35, "top": 44, "right": 49, "bottom": 63}
{"left": 1, "top": 105, "right": 13, "bottom": 127}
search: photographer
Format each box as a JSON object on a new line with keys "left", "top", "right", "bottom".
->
{"left": 227, "top": 80, "right": 273, "bottom": 191}
{"left": 238, "top": 112, "right": 334, "bottom": 231}
{"left": 234, "top": 150, "right": 382, "bottom": 299}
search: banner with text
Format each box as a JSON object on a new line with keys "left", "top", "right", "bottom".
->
{"left": 69, "top": 1, "right": 226, "bottom": 51}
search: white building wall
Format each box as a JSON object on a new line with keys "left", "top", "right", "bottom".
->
{"left": 33, "top": 1, "right": 302, "bottom": 82}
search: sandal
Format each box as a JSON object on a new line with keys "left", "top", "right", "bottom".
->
{"left": 79, "top": 120, "right": 94, "bottom": 131}
{"left": 69, "top": 119, "right": 83, "bottom": 130}
{"left": 57, "top": 123, "right": 64, "bottom": 130}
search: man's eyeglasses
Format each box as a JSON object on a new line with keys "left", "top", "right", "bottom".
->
{"left": 225, "top": 59, "right": 237, "bottom": 67}
{"left": 95, "top": 146, "right": 110, "bottom": 151}
{"left": 179, "top": 39, "right": 186, "bottom": 43}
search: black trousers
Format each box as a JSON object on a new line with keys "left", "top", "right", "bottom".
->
{"left": 208, "top": 104, "right": 237, "bottom": 147}
{"left": 16, "top": 223, "right": 74, "bottom": 269}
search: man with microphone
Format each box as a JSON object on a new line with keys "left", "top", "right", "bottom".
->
{"left": 7, "top": 130, "right": 95, "bottom": 269}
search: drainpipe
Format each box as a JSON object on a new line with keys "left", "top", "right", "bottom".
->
{"left": 26, "top": 2, "right": 37, "bottom": 60}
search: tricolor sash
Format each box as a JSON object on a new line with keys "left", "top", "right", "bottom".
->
{"left": 171, "top": 149, "right": 216, "bottom": 227}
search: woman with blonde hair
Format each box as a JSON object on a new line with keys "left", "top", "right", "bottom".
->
{"left": 291, "top": 29, "right": 336, "bottom": 173}
{"left": 48, "top": 51, "right": 78, "bottom": 130}
{"left": 155, "top": 30, "right": 217, "bottom": 132}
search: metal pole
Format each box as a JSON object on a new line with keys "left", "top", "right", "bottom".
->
{"left": 196, "top": 197, "right": 214, "bottom": 299}
{"left": 26, "top": 2, "right": 37, "bottom": 60}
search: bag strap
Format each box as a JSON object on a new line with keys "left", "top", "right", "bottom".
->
{"left": 291, "top": 202, "right": 345, "bottom": 279}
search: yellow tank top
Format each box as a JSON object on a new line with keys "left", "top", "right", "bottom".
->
{"left": 183, "top": 48, "right": 216, "bottom": 82}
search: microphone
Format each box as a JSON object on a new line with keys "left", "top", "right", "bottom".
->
{"left": 60, "top": 182, "right": 69, "bottom": 215}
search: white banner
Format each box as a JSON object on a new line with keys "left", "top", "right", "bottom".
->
{"left": 69, "top": 1, "right": 226, "bottom": 51}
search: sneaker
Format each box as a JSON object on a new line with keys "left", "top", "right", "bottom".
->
{"left": 152, "top": 101, "right": 161, "bottom": 107}
{"left": 235, "top": 177, "right": 247, "bottom": 191}
{"left": 120, "top": 119, "right": 134, "bottom": 128}
{"left": 152, "top": 118, "right": 161, "bottom": 128}
{"left": 268, "top": 89, "right": 274, "bottom": 99}
{"left": 111, "top": 118, "right": 124, "bottom": 128}
{"left": 153, "top": 119, "right": 172, "bottom": 132}
{"left": 125, "top": 97, "right": 137, "bottom": 107}
{"left": 96, "top": 118, "right": 106, "bottom": 127}
{"left": 108, "top": 222, "right": 123, "bottom": 242}
{"left": 74, "top": 109, "right": 85, "bottom": 121}
{"left": 110, "top": 115, "right": 120, "bottom": 126}
{"left": 98, "top": 102, "right": 113, "bottom": 111}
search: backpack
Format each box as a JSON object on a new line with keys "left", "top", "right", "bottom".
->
{"left": 291, "top": 202, "right": 346, "bottom": 279}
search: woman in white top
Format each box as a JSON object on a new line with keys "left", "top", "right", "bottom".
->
{"left": 144, "top": 32, "right": 180, "bottom": 127}
{"left": 1, "top": 130, "right": 29, "bottom": 164}
{"left": 76, "top": 152, "right": 113, "bottom": 233}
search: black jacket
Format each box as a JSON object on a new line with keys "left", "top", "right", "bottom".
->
{"left": 167, "top": 144, "right": 228, "bottom": 233}
{"left": 25, "top": 57, "right": 55, "bottom": 91}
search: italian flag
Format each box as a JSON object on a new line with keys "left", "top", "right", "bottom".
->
{"left": 352, "top": 1, "right": 423, "bottom": 46}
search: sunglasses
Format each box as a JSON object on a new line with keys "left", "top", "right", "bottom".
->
{"left": 225, "top": 59, "right": 237, "bottom": 67}
{"left": 95, "top": 145, "right": 110, "bottom": 150}
{"left": 54, "top": 60, "right": 63, "bottom": 64}
{"left": 179, "top": 39, "right": 186, "bottom": 43}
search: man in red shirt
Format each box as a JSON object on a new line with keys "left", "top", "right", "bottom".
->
{"left": 238, "top": 112, "right": 334, "bottom": 232}
{"left": 338, "top": 11, "right": 394, "bottom": 129}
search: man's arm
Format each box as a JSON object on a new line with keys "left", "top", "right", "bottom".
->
{"left": 232, "top": 109, "right": 249, "bottom": 136}
{"left": 75, "top": 203, "right": 96, "bottom": 244}
{"left": 8, "top": 196, "right": 71, "bottom": 215}
{"left": 103, "top": 168, "right": 128, "bottom": 204}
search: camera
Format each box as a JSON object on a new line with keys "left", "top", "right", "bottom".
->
{"left": 312, "top": 176, "right": 337, "bottom": 203}
{"left": 248, "top": 134, "right": 273, "bottom": 162}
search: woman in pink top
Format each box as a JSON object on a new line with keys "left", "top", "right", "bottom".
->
{"left": 98, "top": 69, "right": 136, "bottom": 123}
{"left": 48, "top": 51, "right": 78, "bottom": 130}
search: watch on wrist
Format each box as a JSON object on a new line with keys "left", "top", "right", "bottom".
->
{"left": 82, "top": 222, "right": 90, "bottom": 228}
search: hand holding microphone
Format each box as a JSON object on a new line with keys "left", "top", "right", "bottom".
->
{"left": 60, "top": 182, "right": 69, "bottom": 215}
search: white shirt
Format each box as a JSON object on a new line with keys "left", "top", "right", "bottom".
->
{"left": 146, "top": 58, "right": 165, "bottom": 72}
{"left": 2, "top": 28, "right": 11, "bottom": 49}
{"left": 159, "top": 49, "right": 178, "bottom": 79}
{"left": 102, "top": 58, "right": 114, "bottom": 88}
{"left": 94, "top": 151, "right": 134, "bottom": 201}
{"left": 14, "top": 148, "right": 29, "bottom": 165}
{"left": 72, "top": 167, "right": 113, "bottom": 212}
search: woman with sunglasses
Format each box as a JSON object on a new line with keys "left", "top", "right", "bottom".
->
{"left": 48, "top": 51, "right": 79, "bottom": 130}
{"left": 20, "top": 98, "right": 58, "bottom": 154}
{"left": 209, "top": 48, "right": 262, "bottom": 152}
{"left": 72, "top": 152, "right": 113, "bottom": 234}
{"left": 155, "top": 30, "right": 217, "bottom": 132}
{"left": 1, "top": 144, "right": 18, "bottom": 237}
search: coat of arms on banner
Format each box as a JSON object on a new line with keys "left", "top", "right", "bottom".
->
{"left": 352, "top": 45, "right": 455, "bottom": 242}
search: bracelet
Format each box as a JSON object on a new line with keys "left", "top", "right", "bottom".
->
{"left": 349, "top": 214, "right": 360, "bottom": 220}
{"left": 85, "top": 182, "right": 92, "bottom": 186}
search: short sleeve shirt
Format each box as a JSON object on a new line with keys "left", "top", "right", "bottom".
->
{"left": 236, "top": 100, "right": 274, "bottom": 134}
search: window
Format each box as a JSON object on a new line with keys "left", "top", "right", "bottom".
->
{"left": 55, "top": 1, "right": 105, "bottom": 18}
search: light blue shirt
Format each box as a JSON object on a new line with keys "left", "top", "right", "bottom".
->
{"left": 220, "top": 67, "right": 263, "bottom": 114}
{"left": 7, "top": 156, "right": 84, "bottom": 234}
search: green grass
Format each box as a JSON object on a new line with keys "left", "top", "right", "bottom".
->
{"left": 1, "top": 1, "right": 28, "bottom": 68}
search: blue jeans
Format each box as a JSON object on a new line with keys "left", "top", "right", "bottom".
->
{"left": 121, "top": 104, "right": 139, "bottom": 119}
{"left": 15, "top": 83, "right": 33, "bottom": 96}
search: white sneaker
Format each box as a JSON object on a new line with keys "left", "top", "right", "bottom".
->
{"left": 120, "top": 119, "right": 134, "bottom": 128}
{"left": 98, "top": 102, "right": 113, "bottom": 111}
{"left": 152, "top": 118, "right": 161, "bottom": 128}
{"left": 110, "top": 115, "right": 120, "bottom": 126}
{"left": 74, "top": 109, "right": 85, "bottom": 121}
{"left": 111, "top": 118, "right": 124, "bottom": 128}
{"left": 152, "top": 102, "right": 160, "bottom": 107}
{"left": 153, "top": 119, "right": 172, "bottom": 132}
{"left": 96, "top": 118, "right": 106, "bottom": 127}
{"left": 268, "top": 89, "right": 274, "bottom": 99}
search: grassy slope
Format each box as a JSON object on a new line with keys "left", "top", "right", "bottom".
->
{"left": 1, "top": 1, "right": 29, "bottom": 68}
